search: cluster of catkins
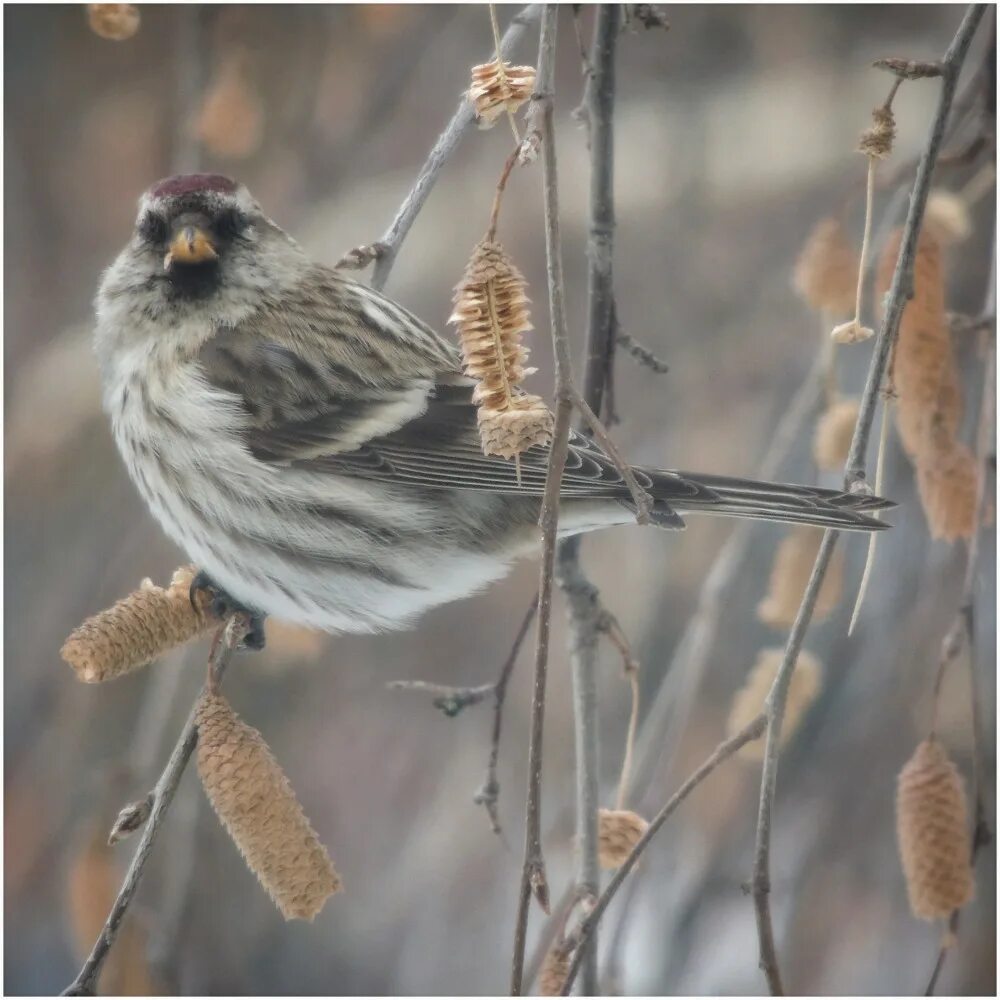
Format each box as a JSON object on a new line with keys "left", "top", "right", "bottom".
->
{"left": 62, "top": 568, "right": 342, "bottom": 921}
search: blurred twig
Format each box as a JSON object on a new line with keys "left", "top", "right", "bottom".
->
{"left": 752, "top": 8, "right": 988, "bottom": 994}
{"left": 61, "top": 617, "right": 250, "bottom": 997}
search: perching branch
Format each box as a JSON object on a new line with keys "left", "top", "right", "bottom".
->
{"left": 61, "top": 616, "right": 250, "bottom": 996}
{"left": 559, "top": 713, "right": 768, "bottom": 995}
{"left": 510, "top": 7, "right": 570, "bottom": 993}
{"left": 367, "top": 5, "right": 542, "bottom": 291}
{"left": 752, "top": 7, "right": 987, "bottom": 994}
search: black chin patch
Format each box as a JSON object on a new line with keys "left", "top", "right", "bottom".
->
{"left": 165, "top": 260, "right": 222, "bottom": 301}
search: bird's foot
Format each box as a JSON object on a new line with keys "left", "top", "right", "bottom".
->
{"left": 189, "top": 570, "right": 267, "bottom": 651}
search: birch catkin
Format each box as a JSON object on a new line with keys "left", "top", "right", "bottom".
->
{"left": 896, "top": 738, "right": 974, "bottom": 919}
{"left": 598, "top": 808, "right": 649, "bottom": 870}
{"left": 451, "top": 240, "right": 553, "bottom": 460}
{"left": 196, "top": 691, "right": 341, "bottom": 920}
{"left": 757, "top": 528, "right": 844, "bottom": 628}
{"left": 728, "top": 649, "right": 822, "bottom": 761}
{"left": 61, "top": 566, "right": 214, "bottom": 682}
{"left": 793, "top": 217, "right": 859, "bottom": 315}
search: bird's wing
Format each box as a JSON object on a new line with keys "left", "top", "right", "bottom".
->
{"left": 197, "top": 265, "right": 671, "bottom": 499}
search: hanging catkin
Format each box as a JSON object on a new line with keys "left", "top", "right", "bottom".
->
{"left": 793, "top": 217, "right": 859, "bottom": 315}
{"left": 813, "top": 397, "right": 860, "bottom": 471}
{"left": 61, "top": 566, "right": 215, "bottom": 682}
{"left": 196, "top": 691, "right": 341, "bottom": 920}
{"left": 896, "top": 738, "right": 974, "bottom": 920}
{"left": 757, "top": 527, "right": 844, "bottom": 628}
{"left": 451, "top": 240, "right": 553, "bottom": 460}
{"left": 728, "top": 649, "right": 822, "bottom": 761}
{"left": 878, "top": 230, "right": 962, "bottom": 461}
{"left": 597, "top": 808, "right": 649, "bottom": 870}
{"left": 538, "top": 940, "right": 572, "bottom": 996}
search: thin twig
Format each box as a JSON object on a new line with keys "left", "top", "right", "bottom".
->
{"left": 752, "top": 9, "right": 987, "bottom": 994}
{"left": 615, "top": 325, "right": 670, "bottom": 375}
{"left": 510, "top": 8, "right": 571, "bottom": 992}
{"left": 371, "top": 4, "right": 541, "bottom": 291}
{"left": 61, "top": 616, "right": 250, "bottom": 996}
{"left": 386, "top": 679, "right": 495, "bottom": 716}
{"left": 559, "top": 713, "right": 768, "bottom": 995}
{"left": 475, "top": 595, "right": 539, "bottom": 835}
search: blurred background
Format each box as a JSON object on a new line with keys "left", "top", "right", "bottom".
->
{"left": 4, "top": 4, "right": 996, "bottom": 995}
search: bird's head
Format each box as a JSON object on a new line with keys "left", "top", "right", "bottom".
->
{"left": 96, "top": 173, "right": 307, "bottom": 349}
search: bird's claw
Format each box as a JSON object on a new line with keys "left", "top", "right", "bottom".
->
{"left": 189, "top": 570, "right": 267, "bottom": 651}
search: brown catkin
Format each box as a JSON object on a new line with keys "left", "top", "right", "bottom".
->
{"left": 756, "top": 527, "right": 844, "bottom": 628}
{"left": 793, "top": 217, "right": 859, "bottom": 315}
{"left": 598, "top": 808, "right": 649, "bottom": 870}
{"left": 813, "top": 396, "right": 861, "bottom": 471}
{"left": 877, "top": 230, "right": 975, "bottom": 539}
{"left": 878, "top": 230, "right": 962, "bottom": 461}
{"left": 923, "top": 189, "right": 973, "bottom": 247}
{"left": 61, "top": 566, "right": 214, "bottom": 683}
{"left": 916, "top": 439, "right": 979, "bottom": 542}
{"left": 195, "top": 691, "right": 341, "bottom": 920}
{"left": 896, "top": 738, "right": 974, "bottom": 919}
{"left": 195, "top": 50, "right": 265, "bottom": 159}
{"left": 728, "top": 648, "right": 822, "bottom": 761}
{"left": 468, "top": 59, "right": 535, "bottom": 128}
{"left": 538, "top": 941, "right": 572, "bottom": 996}
{"left": 87, "top": 3, "right": 140, "bottom": 40}
{"left": 451, "top": 240, "right": 554, "bottom": 459}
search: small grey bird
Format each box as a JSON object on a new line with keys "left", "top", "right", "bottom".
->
{"left": 95, "top": 173, "right": 891, "bottom": 639}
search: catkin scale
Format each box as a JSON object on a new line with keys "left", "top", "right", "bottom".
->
{"left": 757, "top": 527, "right": 844, "bottom": 628}
{"left": 728, "top": 649, "right": 821, "bottom": 761}
{"left": 468, "top": 59, "right": 535, "bottom": 128}
{"left": 196, "top": 691, "right": 341, "bottom": 920}
{"left": 61, "top": 566, "right": 213, "bottom": 682}
{"left": 598, "top": 808, "right": 649, "bottom": 870}
{"left": 451, "top": 240, "right": 553, "bottom": 460}
{"left": 896, "top": 738, "right": 974, "bottom": 920}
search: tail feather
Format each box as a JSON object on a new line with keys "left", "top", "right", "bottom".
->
{"left": 643, "top": 469, "right": 894, "bottom": 533}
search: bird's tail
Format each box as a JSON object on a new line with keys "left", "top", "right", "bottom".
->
{"left": 642, "top": 469, "right": 894, "bottom": 532}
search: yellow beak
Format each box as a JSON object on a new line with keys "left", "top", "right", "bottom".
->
{"left": 163, "top": 226, "right": 218, "bottom": 269}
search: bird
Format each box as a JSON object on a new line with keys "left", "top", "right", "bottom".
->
{"left": 94, "top": 173, "right": 892, "bottom": 643}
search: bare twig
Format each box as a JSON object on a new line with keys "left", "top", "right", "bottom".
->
{"left": 370, "top": 4, "right": 542, "bottom": 291}
{"left": 62, "top": 616, "right": 250, "bottom": 996}
{"left": 476, "top": 595, "right": 539, "bottom": 835}
{"left": 559, "top": 713, "right": 768, "bottom": 995}
{"left": 752, "top": 9, "right": 987, "bottom": 994}
{"left": 616, "top": 324, "right": 670, "bottom": 375}
{"left": 510, "top": 8, "right": 570, "bottom": 993}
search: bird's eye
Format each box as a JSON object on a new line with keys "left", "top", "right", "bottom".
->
{"left": 138, "top": 213, "right": 168, "bottom": 244}
{"left": 215, "top": 208, "right": 249, "bottom": 239}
